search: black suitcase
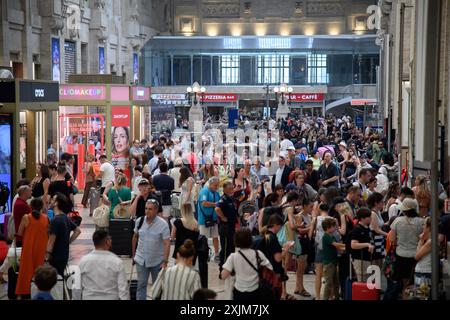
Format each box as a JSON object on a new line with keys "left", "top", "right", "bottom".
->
{"left": 128, "top": 264, "right": 138, "bottom": 300}
{"left": 7, "top": 267, "right": 18, "bottom": 300}
{"left": 109, "top": 219, "right": 134, "bottom": 257}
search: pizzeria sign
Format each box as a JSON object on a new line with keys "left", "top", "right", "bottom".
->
{"left": 200, "top": 93, "right": 238, "bottom": 103}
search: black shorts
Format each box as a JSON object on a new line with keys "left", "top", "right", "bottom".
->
{"left": 394, "top": 255, "right": 416, "bottom": 281}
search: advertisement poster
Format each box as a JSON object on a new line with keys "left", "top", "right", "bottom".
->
{"left": 111, "top": 107, "right": 131, "bottom": 184}
{"left": 133, "top": 53, "right": 139, "bottom": 83}
{"left": 151, "top": 104, "right": 176, "bottom": 136}
{"left": 52, "top": 38, "right": 61, "bottom": 82}
{"left": 0, "top": 116, "right": 12, "bottom": 214}
{"left": 99, "top": 47, "right": 105, "bottom": 74}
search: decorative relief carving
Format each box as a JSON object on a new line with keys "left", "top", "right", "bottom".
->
{"left": 49, "top": 16, "right": 65, "bottom": 33}
{"left": 306, "top": 0, "right": 344, "bottom": 17}
{"left": 202, "top": 3, "right": 240, "bottom": 18}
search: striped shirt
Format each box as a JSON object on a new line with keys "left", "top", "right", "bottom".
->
{"left": 152, "top": 264, "right": 201, "bottom": 300}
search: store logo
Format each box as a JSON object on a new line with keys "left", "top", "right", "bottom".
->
{"left": 35, "top": 89, "right": 45, "bottom": 98}
{"left": 113, "top": 114, "right": 129, "bottom": 119}
{"left": 137, "top": 90, "right": 145, "bottom": 97}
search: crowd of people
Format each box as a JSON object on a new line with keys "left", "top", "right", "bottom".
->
{"left": 1, "top": 114, "right": 449, "bottom": 301}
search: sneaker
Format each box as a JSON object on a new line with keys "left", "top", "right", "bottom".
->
{"left": 214, "top": 254, "right": 221, "bottom": 264}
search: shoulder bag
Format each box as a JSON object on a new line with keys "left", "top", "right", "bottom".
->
{"left": 238, "top": 250, "right": 281, "bottom": 300}
{"left": 113, "top": 189, "right": 131, "bottom": 219}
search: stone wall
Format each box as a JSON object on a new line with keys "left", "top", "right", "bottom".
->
{"left": 0, "top": 0, "right": 157, "bottom": 83}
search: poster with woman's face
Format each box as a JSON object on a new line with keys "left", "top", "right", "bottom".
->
{"left": 111, "top": 107, "right": 131, "bottom": 185}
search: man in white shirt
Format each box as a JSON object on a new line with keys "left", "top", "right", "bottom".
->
{"left": 99, "top": 155, "right": 115, "bottom": 195}
{"left": 78, "top": 230, "right": 128, "bottom": 300}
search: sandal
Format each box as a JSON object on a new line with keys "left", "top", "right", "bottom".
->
{"left": 282, "top": 294, "right": 297, "bottom": 300}
{"left": 298, "top": 290, "right": 312, "bottom": 297}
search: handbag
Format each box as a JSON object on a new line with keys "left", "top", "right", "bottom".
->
{"left": 238, "top": 250, "right": 282, "bottom": 300}
{"left": 68, "top": 211, "right": 82, "bottom": 227}
{"left": 7, "top": 240, "right": 21, "bottom": 270}
{"left": 113, "top": 190, "right": 131, "bottom": 219}
{"left": 93, "top": 205, "right": 110, "bottom": 228}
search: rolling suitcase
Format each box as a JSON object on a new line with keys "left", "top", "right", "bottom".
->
{"left": 109, "top": 219, "right": 134, "bottom": 257}
{"left": 351, "top": 254, "right": 380, "bottom": 300}
{"left": 129, "top": 263, "right": 138, "bottom": 300}
{"left": 352, "top": 282, "right": 380, "bottom": 300}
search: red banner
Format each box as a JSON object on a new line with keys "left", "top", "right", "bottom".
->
{"left": 77, "top": 144, "right": 85, "bottom": 191}
{"left": 200, "top": 93, "right": 238, "bottom": 102}
{"left": 289, "top": 93, "right": 325, "bottom": 102}
{"left": 111, "top": 106, "right": 131, "bottom": 127}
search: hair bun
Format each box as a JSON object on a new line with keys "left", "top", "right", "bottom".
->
{"left": 183, "top": 239, "right": 194, "bottom": 249}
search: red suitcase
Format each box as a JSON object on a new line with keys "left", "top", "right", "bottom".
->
{"left": 352, "top": 282, "right": 380, "bottom": 300}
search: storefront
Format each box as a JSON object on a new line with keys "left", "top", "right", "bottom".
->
{"left": 200, "top": 93, "right": 238, "bottom": 119}
{"left": 59, "top": 84, "right": 151, "bottom": 190}
{"left": 0, "top": 79, "right": 60, "bottom": 211}
{"left": 288, "top": 93, "right": 326, "bottom": 116}
{"left": 151, "top": 93, "right": 187, "bottom": 135}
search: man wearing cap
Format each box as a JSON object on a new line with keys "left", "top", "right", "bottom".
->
{"left": 272, "top": 155, "right": 293, "bottom": 191}
{"left": 130, "top": 178, "right": 163, "bottom": 219}
{"left": 291, "top": 144, "right": 306, "bottom": 170}
{"left": 280, "top": 134, "right": 294, "bottom": 153}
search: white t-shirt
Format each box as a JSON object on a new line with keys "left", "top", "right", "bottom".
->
{"left": 223, "top": 249, "right": 272, "bottom": 293}
{"left": 100, "top": 162, "right": 115, "bottom": 188}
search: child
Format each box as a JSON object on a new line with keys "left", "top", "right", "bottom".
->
{"left": 322, "top": 217, "right": 346, "bottom": 300}
{"left": 32, "top": 265, "right": 58, "bottom": 300}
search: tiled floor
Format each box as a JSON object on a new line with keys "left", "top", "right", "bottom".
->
{"left": 1, "top": 196, "right": 316, "bottom": 300}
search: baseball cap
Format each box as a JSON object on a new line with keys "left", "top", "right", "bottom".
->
{"left": 138, "top": 178, "right": 150, "bottom": 186}
{"left": 287, "top": 146, "right": 295, "bottom": 151}
{"left": 295, "top": 143, "right": 303, "bottom": 150}
{"left": 401, "top": 198, "right": 418, "bottom": 212}
{"left": 339, "top": 141, "right": 347, "bottom": 148}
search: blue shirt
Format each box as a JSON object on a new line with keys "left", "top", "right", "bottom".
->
{"left": 33, "top": 291, "right": 54, "bottom": 300}
{"left": 197, "top": 187, "right": 220, "bottom": 226}
{"left": 133, "top": 216, "right": 170, "bottom": 268}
